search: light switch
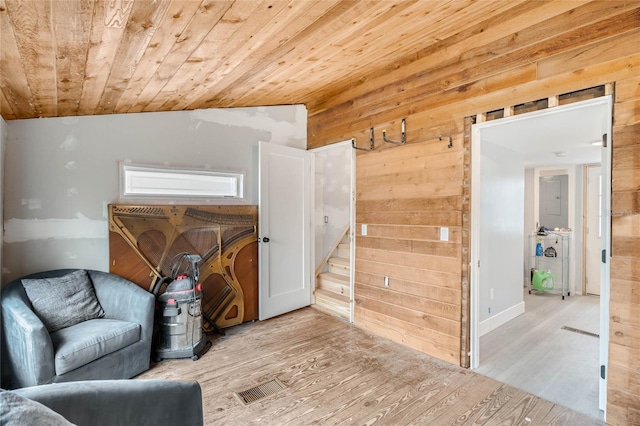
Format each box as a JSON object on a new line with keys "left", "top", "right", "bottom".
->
{"left": 361, "top": 224, "right": 368, "bottom": 236}
{"left": 440, "top": 227, "right": 449, "bottom": 241}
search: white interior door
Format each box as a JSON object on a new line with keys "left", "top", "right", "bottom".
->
{"left": 259, "top": 141, "right": 312, "bottom": 320}
{"left": 586, "top": 165, "right": 602, "bottom": 295}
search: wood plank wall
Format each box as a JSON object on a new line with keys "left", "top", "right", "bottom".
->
{"left": 307, "top": 2, "right": 640, "bottom": 424}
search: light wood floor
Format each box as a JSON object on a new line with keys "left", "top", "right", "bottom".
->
{"left": 139, "top": 308, "right": 603, "bottom": 425}
{"left": 475, "top": 290, "right": 602, "bottom": 421}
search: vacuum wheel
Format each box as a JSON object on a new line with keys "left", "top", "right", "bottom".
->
{"left": 191, "top": 354, "right": 199, "bottom": 361}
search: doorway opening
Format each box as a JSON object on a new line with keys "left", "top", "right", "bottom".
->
{"left": 470, "top": 95, "right": 612, "bottom": 421}
{"left": 311, "top": 140, "right": 356, "bottom": 323}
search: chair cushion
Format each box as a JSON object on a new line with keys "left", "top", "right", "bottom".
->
{"left": 50, "top": 319, "right": 141, "bottom": 375}
{"left": 21, "top": 270, "right": 105, "bottom": 332}
{"left": 0, "top": 389, "right": 75, "bottom": 426}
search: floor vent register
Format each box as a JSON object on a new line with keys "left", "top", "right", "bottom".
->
{"left": 561, "top": 325, "right": 599, "bottom": 338}
{"left": 236, "top": 378, "right": 286, "bottom": 405}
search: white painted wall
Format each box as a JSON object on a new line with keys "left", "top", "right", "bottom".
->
{"left": 532, "top": 165, "right": 582, "bottom": 295}
{"left": 313, "top": 143, "right": 351, "bottom": 269}
{"left": 3, "top": 106, "right": 307, "bottom": 282}
{"left": 524, "top": 168, "right": 535, "bottom": 281}
{"left": 479, "top": 141, "right": 525, "bottom": 328}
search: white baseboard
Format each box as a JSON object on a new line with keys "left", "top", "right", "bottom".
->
{"left": 479, "top": 301, "right": 525, "bottom": 337}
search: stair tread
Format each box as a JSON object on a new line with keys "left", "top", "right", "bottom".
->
{"left": 315, "top": 288, "right": 350, "bottom": 304}
{"left": 318, "top": 272, "right": 349, "bottom": 284}
{"left": 328, "top": 257, "right": 349, "bottom": 266}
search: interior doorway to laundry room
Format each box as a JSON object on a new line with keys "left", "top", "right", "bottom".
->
{"left": 470, "top": 94, "right": 612, "bottom": 421}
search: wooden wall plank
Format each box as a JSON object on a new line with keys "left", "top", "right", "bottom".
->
{"left": 354, "top": 223, "right": 462, "bottom": 242}
{"left": 615, "top": 74, "right": 640, "bottom": 104}
{"left": 355, "top": 295, "right": 460, "bottom": 338}
{"left": 355, "top": 306, "right": 459, "bottom": 364}
{"left": 355, "top": 271, "right": 461, "bottom": 305}
{"left": 357, "top": 211, "right": 461, "bottom": 227}
{"left": 310, "top": 51, "right": 640, "bottom": 149}
{"left": 308, "top": 3, "right": 640, "bottom": 421}
{"left": 357, "top": 236, "right": 460, "bottom": 259}
{"left": 613, "top": 121, "right": 640, "bottom": 148}
{"left": 357, "top": 283, "right": 460, "bottom": 322}
{"left": 356, "top": 248, "right": 461, "bottom": 274}
{"left": 308, "top": 0, "right": 588, "bottom": 114}
{"left": 355, "top": 259, "right": 460, "bottom": 290}
{"left": 357, "top": 196, "right": 463, "bottom": 214}
{"left": 310, "top": 2, "right": 638, "bottom": 128}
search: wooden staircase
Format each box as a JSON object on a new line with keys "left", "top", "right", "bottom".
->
{"left": 313, "top": 233, "right": 351, "bottom": 320}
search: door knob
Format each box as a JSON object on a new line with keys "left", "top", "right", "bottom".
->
{"left": 262, "top": 237, "right": 270, "bottom": 243}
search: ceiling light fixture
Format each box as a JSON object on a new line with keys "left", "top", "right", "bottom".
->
{"left": 554, "top": 151, "right": 568, "bottom": 157}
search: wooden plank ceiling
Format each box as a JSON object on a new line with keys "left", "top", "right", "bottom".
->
{"left": 0, "top": 0, "right": 532, "bottom": 120}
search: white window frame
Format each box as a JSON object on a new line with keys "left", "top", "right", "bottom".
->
{"left": 120, "top": 163, "right": 244, "bottom": 199}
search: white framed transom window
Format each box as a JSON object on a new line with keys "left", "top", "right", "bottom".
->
{"left": 120, "top": 163, "right": 244, "bottom": 199}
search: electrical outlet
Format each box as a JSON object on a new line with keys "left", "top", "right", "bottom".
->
{"left": 361, "top": 224, "right": 368, "bottom": 236}
{"left": 440, "top": 227, "right": 449, "bottom": 241}
{"left": 384, "top": 276, "right": 389, "bottom": 287}
{"left": 490, "top": 288, "right": 494, "bottom": 300}
{"left": 324, "top": 215, "right": 329, "bottom": 223}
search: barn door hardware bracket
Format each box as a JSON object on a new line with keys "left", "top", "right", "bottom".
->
{"left": 382, "top": 118, "right": 406, "bottom": 145}
{"left": 352, "top": 127, "right": 374, "bottom": 151}
{"left": 440, "top": 135, "right": 453, "bottom": 148}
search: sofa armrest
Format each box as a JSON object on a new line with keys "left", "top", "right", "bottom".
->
{"left": 89, "top": 271, "right": 155, "bottom": 343}
{"left": 15, "top": 379, "right": 203, "bottom": 426}
{"left": 1, "top": 286, "right": 55, "bottom": 389}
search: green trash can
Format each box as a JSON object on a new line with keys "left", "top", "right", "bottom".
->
{"left": 532, "top": 269, "right": 554, "bottom": 291}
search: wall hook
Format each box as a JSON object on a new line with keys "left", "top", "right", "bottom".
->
{"left": 440, "top": 135, "right": 453, "bottom": 149}
{"left": 382, "top": 118, "right": 406, "bottom": 145}
{"left": 352, "top": 127, "right": 374, "bottom": 151}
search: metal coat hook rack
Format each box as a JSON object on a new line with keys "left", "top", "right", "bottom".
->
{"left": 440, "top": 135, "right": 453, "bottom": 148}
{"left": 352, "top": 127, "right": 375, "bottom": 151}
{"left": 382, "top": 118, "right": 406, "bottom": 145}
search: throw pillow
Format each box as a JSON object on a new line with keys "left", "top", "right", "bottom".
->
{"left": 0, "top": 389, "right": 76, "bottom": 426}
{"left": 22, "top": 270, "right": 105, "bottom": 332}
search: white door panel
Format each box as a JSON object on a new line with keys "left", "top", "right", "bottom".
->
{"left": 259, "top": 141, "right": 312, "bottom": 320}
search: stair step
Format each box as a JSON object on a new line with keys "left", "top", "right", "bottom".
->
{"left": 317, "top": 272, "right": 349, "bottom": 295}
{"left": 328, "top": 257, "right": 349, "bottom": 276}
{"left": 337, "top": 243, "right": 350, "bottom": 259}
{"left": 314, "top": 289, "right": 350, "bottom": 319}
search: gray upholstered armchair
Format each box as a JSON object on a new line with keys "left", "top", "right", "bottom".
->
{"left": 1, "top": 269, "right": 155, "bottom": 389}
{"left": 2, "top": 379, "right": 203, "bottom": 426}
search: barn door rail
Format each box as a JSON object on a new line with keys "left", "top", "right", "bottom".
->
{"left": 352, "top": 127, "right": 374, "bottom": 151}
{"left": 382, "top": 118, "right": 406, "bottom": 145}
{"left": 440, "top": 135, "right": 453, "bottom": 148}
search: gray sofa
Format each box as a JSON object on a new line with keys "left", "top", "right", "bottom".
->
{"left": 1, "top": 269, "right": 155, "bottom": 389}
{"left": 2, "top": 379, "right": 203, "bottom": 426}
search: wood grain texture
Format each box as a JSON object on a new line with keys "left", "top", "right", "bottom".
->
{"left": 138, "top": 308, "right": 601, "bottom": 425}
{"left": 306, "top": 3, "right": 640, "bottom": 423}
{"left": 2, "top": 0, "right": 640, "bottom": 423}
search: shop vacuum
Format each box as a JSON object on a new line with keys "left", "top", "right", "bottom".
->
{"left": 152, "top": 253, "right": 212, "bottom": 361}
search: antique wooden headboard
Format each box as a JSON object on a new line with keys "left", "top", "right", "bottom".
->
{"left": 108, "top": 204, "right": 258, "bottom": 330}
